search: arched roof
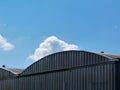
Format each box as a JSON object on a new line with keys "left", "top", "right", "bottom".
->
{"left": 20, "top": 50, "right": 119, "bottom": 76}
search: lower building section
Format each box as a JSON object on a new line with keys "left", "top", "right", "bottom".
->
{"left": 0, "top": 63, "right": 117, "bottom": 90}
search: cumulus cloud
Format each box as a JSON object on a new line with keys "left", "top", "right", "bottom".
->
{"left": 0, "top": 34, "right": 14, "bottom": 51}
{"left": 28, "top": 36, "right": 79, "bottom": 61}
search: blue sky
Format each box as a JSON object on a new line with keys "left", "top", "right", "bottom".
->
{"left": 0, "top": 0, "right": 120, "bottom": 69}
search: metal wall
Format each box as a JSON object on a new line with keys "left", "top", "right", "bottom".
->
{"left": 0, "top": 51, "right": 118, "bottom": 90}
{"left": 0, "top": 68, "right": 16, "bottom": 80}
{"left": 21, "top": 51, "right": 110, "bottom": 76}
{"left": 116, "top": 61, "right": 120, "bottom": 90}
{"left": 0, "top": 63, "right": 116, "bottom": 90}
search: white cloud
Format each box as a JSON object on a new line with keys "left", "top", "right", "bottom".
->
{"left": 28, "top": 36, "right": 79, "bottom": 61}
{"left": 0, "top": 34, "right": 14, "bottom": 51}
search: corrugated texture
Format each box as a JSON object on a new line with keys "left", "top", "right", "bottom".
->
{"left": 0, "top": 50, "right": 119, "bottom": 90}
{"left": 0, "top": 68, "right": 16, "bottom": 80}
{"left": 96, "top": 53, "right": 120, "bottom": 60}
{"left": 8, "top": 68, "right": 24, "bottom": 74}
{"left": 0, "top": 63, "right": 116, "bottom": 90}
{"left": 0, "top": 68, "right": 23, "bottom": 80}
{"left": 21, "top": 50, "right": 111, "bottom": 76}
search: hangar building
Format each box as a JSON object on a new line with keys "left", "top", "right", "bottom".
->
{"left": 0, "top": 50, "right": 120, "bottom": 90}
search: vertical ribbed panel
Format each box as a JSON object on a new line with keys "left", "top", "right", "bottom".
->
{"left": 0, "top": 69, "right": 16, "bottom": 80}
{"left": 0, "top": 51, "right": 118, "bottom": 90}
{"left": 21, "top": 51, "right": 110, "bottom": 76}
{"left": 0, "top": 63, "right": 116, "bottom": 90}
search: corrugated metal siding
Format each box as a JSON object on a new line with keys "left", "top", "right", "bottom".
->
{"left": 116, "top": 61, "right": 120, "bottom": 90}
{"left": 0, "top": 69, "right": 16, "bottom": 80}
{"left": 0, "top": 63, "right": 116, "bottom": 90}
{"left": 0, "top": 51, "right": 118, "bottom": 90}
{"left": 21, "top": 51, "right": 110, "bottom": 76}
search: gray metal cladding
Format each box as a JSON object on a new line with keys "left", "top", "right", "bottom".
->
{"left": 0, "top": 63, "right": 117, "bottom": 90}
{"left": 0, "top": 68, "right": 16, "bottom": 80}
{"left": 0, "top": 50, "right": 119, "bottom": 90}
{"left": 21, "top": 50, "right": 110, "bottom": 76}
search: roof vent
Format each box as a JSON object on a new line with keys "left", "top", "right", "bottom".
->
{"left": 2, "top": 65, "right": 5, "bottom": 68}
{"left": 100, "top": 51, "right": 104, "bottom": 53}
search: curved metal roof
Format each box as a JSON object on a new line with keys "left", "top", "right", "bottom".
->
{"left": 0, "top": 50, "right": 117, "bottom": 77}
{"left": 1, "top": 50, "right": 119, "bottom": 79}
{"left": 21, "top": 50, "right": 119, "bottom": 76}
